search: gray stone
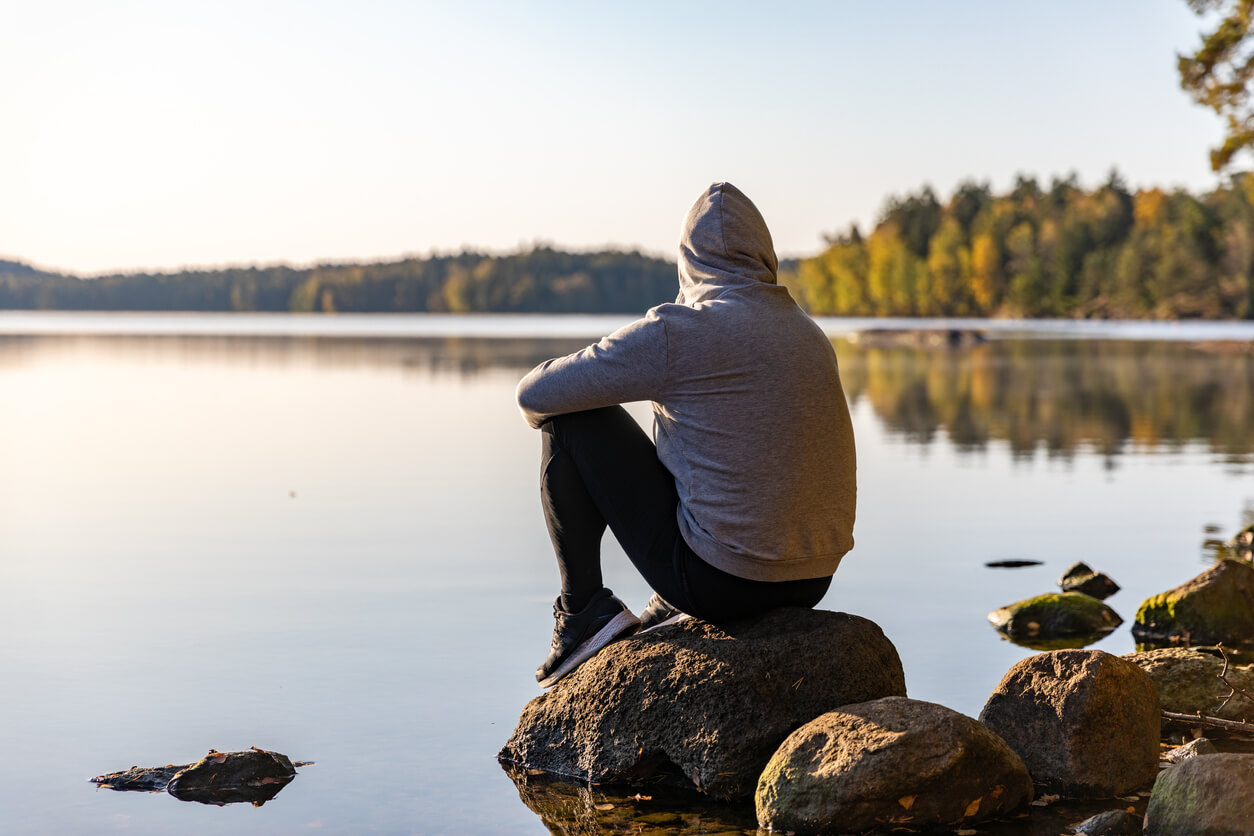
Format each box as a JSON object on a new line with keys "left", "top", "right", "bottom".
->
{"left": 497, "top": 608, "right": 906, "bottom": 800}
{"left": 1072, "top": 809, "right": 1142, "bottom": 835}
{"left": 1143, "top": 753, "right": 1254, "bottom": 835}
{"left": 1124, "top": 647, "right": 1254, "bottom": 722}
{"left": 754, "top": 697, "right": 1032, "bottom": 834}
{"left": 1133, "top": 559, "right": 1254, "bottom": 645}
{"left": 988, "top": 592, "right": 1122, "bottom": 644}
{"left": 1162, "top": 737, "right": 1218, "bottom": 764}
{"left": 979, "top": 649, "right": 1160, "bottom": 797}
{"left": 1059, "top": 562, "right": 1121, "bottom": 600}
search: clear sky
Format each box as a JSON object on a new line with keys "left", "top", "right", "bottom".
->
{"left": 0, "top": 0, "right": 1228, "bottom": 275}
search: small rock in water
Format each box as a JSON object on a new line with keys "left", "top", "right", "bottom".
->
{"left": 91, "top": 747, "right": 302, "bottom": 806}
{"left": 988, "top": 592, "right": 1121, "bottom": 645}
{"left": 1072, "top": 809, "right": 1143, "bottom": 835}
{"left": 1058, "top": 562, "right": 1121, "bottom": 600}
{"left": 985, "top": 559, "right": 1044, "bottom": 568}
{"left": 1161, "top": 737, "right": 1217, "bottom": 764}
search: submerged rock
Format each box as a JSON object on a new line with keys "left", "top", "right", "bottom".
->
{"left": 754, "top": 697, "right": 1032, "bottom": 834}
{"left": 1072, "top": 809, "right": 1142, "bottom": 835}
{"left": 498, "top": 608, "right": 906, "bottom": 800}
{"left": 91, "top": 748, "right": 301, "bottom": 806}
{"left": 988, "top": 592, "right": 1121, "bottom": 644}
{"left": 1162, "top": 737, "right": 1218, "bottom": 764}
{"left": 1133, "top": 559, "right": 1254, "bottom": 645}
{"left": 1143, "top": 753, "right": 1254, "bottom": 835}
{"left": 1058, "top": 562, "right": 1120, "bottom": 600}
{"left": 1123, "top": 646, "right": 1254, "bottom": 722}
{"left": 979, "top": 650, "right": 1160, "bottom": 797}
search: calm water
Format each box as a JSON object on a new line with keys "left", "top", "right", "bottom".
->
{"left": 1, "top": 314, "right": 1253, "bottom": 834}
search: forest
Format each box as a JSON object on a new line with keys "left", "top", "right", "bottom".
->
{"left": 3, "top": 174, "right": 1254, "bottom": 319}
{"left": 784, "top": 173, "right": 1254, "bottom": 320}
{"left": 0, "top": 247, "right": 678, "bottom": 314}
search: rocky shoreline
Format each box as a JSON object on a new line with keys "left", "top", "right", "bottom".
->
{"left": 499, "top": 524, "right": 1254, "bottom": 834}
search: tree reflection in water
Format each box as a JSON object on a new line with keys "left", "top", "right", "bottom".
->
{"left": 835, "top": 338, "right": 1254, "bottom": 466}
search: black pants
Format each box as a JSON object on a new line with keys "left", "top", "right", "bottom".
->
{"left": 540, "top": 406, "right": 831, "bottom": 622}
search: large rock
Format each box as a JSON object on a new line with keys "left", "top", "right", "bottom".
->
{"left": 979, "top": 650, "right": 1160, "bottom": 797}
{"left": 1143, "top": 753, "right": 1254, "bottom": 835}
{"left": 988, "top": 592, "right": 1122, "bottom": 645}
{"left": 755, "top": 697, "right": 1032, "bottom": 834}
{"left": 1124, "top": 646, "right": 1254, "bottom": 722}
{"left": 1133, "top": 559, "right": 1254, "bottom": 645}
{"left": 497, "top": 608, "right": 906, "bottom": 800}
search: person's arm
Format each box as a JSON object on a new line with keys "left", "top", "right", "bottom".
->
{"left": 515, "top": 311, "right": 669, "bottom": 428}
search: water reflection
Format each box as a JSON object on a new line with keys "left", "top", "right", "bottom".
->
{"left": 500, "top": 763, "right": 759, "bottom": 836}
{"left": 835, "top": 338, "right": 1254, "bottom": 464}
{"left": 3, "top": 334, "right": 1250, "bottom": 467}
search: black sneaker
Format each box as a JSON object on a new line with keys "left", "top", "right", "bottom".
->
{"left": 638, "top": 592, "right": 690, "bottom": 633}
{"left": 536, "top": 588, "right": 640, "bottom": 688}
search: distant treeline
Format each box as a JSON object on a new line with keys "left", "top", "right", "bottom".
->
{"left": 0, "top": 248, "right": 678, "bottom": 313}
{"left": 784, "top": 173, "right": 1254, "bottom": 320}
{"left": 6, "top": 173, "right": 1254, "bottom": 319}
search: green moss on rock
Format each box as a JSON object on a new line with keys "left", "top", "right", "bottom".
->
{"left": 1133, "top": 559, "right": 1254, "bottom": 645}
{"left": 988, "top": 592, "right": 1122, "bottom": 641}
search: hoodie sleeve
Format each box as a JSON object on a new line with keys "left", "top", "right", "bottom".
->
{"left": 515, "top": 311, "right": 669, "bottom": 428}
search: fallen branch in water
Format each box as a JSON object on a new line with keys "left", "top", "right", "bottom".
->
{"left": 1162, "top": 710, "right": 1254, "bottom": 735}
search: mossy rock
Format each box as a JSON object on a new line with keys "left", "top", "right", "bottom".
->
{"left": 1124, "top": 646, "right": 1254, "bottom": 722}
{"left": 1133, "top": 559, "right": 1254, "bottom": 645}
{"left": 988, "top": 592, "right": 1122, "bottom": 642}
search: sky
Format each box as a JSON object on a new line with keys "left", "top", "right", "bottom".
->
{"left": 0, "top": 0, "right": 1230, "bottom": 275}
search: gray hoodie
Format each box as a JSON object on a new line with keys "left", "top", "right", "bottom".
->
{"left": 516, "top": 182, "right": 856, "bottom": 582}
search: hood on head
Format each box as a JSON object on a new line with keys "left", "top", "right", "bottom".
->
{"left": 677, "top": 182, "right": 778, "bottom": 305}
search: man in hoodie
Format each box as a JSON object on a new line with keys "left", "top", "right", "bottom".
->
{"left": 517, "top": 182, "right": 856, "bottom": 688}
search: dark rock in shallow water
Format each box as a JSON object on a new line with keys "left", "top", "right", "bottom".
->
{"left": 755, "top": 697, "right": 1032, "bottom": 834}
{"left": 1058, "top": 562, "right": 1121, "bottom": 600}
{"left": 1072, "top": 809, "right": 1142, "bottom": 835}
{"left": 91, "top": 748, "right": 300, "bottom": 806}
{"left": 498, "top": 608, "right": 906, "bottom": 800}
{"left": 1134, "top": 559, "right": 1254, "bottom": 645}
{"left": 1143, "top": 753, "right": 1254, "bottom": 835}
{"left": 979, "top": 650, "right": 1160, "bottom": 797}
{"left": 166, "top": 748, "right": 296, "bottom": 804}
{"left": 91, "top": 764, "right": 186, "bottom": 792}
{"left": 988, "top": 592, "right": 1121, "bottom": 645}
{"left": 1123, "top": 646, "right": 1254, "bottom": 723}
{"left": 1162, "top": 737, "right": 1217, "bottom": 764}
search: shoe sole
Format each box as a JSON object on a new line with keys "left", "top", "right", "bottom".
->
{"left": 537, "top": 611, "right": 640, "bottom": 689}
{"left": 638, "top": 612, "right": 691, "bottom": 634}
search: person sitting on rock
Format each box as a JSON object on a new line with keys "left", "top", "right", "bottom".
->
{"left": 516, "top": 182, "right": 857, "bottom": 688}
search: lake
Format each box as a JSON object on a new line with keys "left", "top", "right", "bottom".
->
{"left": 1, "top": 313, "right": 1252, "bottom": 834}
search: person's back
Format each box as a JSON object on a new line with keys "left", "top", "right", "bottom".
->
{"left": 516, "top": 181, "right": 857, "bottom": 688}
{"left": 651, "top": 277, "right": 856, "bottom": 582}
